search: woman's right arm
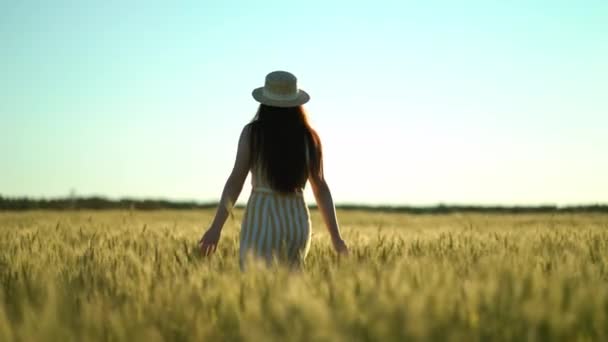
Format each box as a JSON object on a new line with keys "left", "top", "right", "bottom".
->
{"left": 309, "top": 172, "right": 348, "bottom": 255}
{"left": 198, "top": 125, "right": 251, "bottom": 256}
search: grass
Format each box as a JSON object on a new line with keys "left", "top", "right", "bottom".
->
{"left": 1, "top": 210, "right": 607, "bottom": 341}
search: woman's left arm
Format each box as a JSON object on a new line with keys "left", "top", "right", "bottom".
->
{"left": 199, "top": 125, "right": 251, "bottom": 256}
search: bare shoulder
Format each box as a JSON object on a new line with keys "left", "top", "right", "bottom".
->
{"left": 239, "top": 124, "right": 252, "bottom": 145}
{"left": 229, "top": 124, "right": 253, "bottom": 178}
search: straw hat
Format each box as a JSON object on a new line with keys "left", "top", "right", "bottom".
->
{"left": 252, "top": 71, "right": 310, "bottom": 107}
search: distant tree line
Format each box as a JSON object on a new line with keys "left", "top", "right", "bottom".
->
{"left": 1, "top": 195, "right": 607, "bottom": 213}
{"left": 0, "top": 196, "right": 216, "bottom": 211}
{"left": 336, "top": 204, "right": 608, "bottom": 214}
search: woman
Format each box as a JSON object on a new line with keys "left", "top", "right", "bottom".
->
{"left": 198, "top": 70, "right": 348, "bottom": 267}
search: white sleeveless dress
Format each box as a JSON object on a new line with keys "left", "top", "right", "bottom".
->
{"left": 239, "top": 163, "right": 312, "bottom": 267}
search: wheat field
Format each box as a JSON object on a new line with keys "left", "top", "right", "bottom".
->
{"left": 0, "top": 210, "right": 607, "bottom": 341}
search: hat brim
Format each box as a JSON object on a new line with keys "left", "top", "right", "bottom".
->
{"left": 252, "top": 87, "right": 310, "bottom": 108}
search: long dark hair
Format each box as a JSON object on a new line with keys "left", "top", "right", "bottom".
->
{"left": 248, "top": 104, "right": 323, "bottom": 193}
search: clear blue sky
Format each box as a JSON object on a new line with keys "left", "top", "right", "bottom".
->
{"left": 1, "top": 0, "right": 607, "bottom": 205}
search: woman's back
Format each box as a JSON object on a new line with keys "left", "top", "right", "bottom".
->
{"left": 247, "top": 105, "right": 321, "bottom": 194}
{"left": 242, "top": 106, "right": 317, "bottom": 267}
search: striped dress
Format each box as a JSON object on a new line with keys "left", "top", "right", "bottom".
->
{"left": 239, "top": 164, "right": 311, "bottom": 267}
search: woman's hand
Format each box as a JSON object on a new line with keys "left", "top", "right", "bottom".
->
{"left": 198, "top": 226, "right": 222, "bottom": 256}
{"left": 332, "top": 237, "right": 349, "bottom": 256}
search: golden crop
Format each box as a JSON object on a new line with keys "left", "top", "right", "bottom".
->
{"left": 1, "top": 210, "right": 607, "bottom": 341}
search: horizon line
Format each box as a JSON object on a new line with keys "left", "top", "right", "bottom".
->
{"left": 1, "top": 194, "right": 607, "bottom": 209}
